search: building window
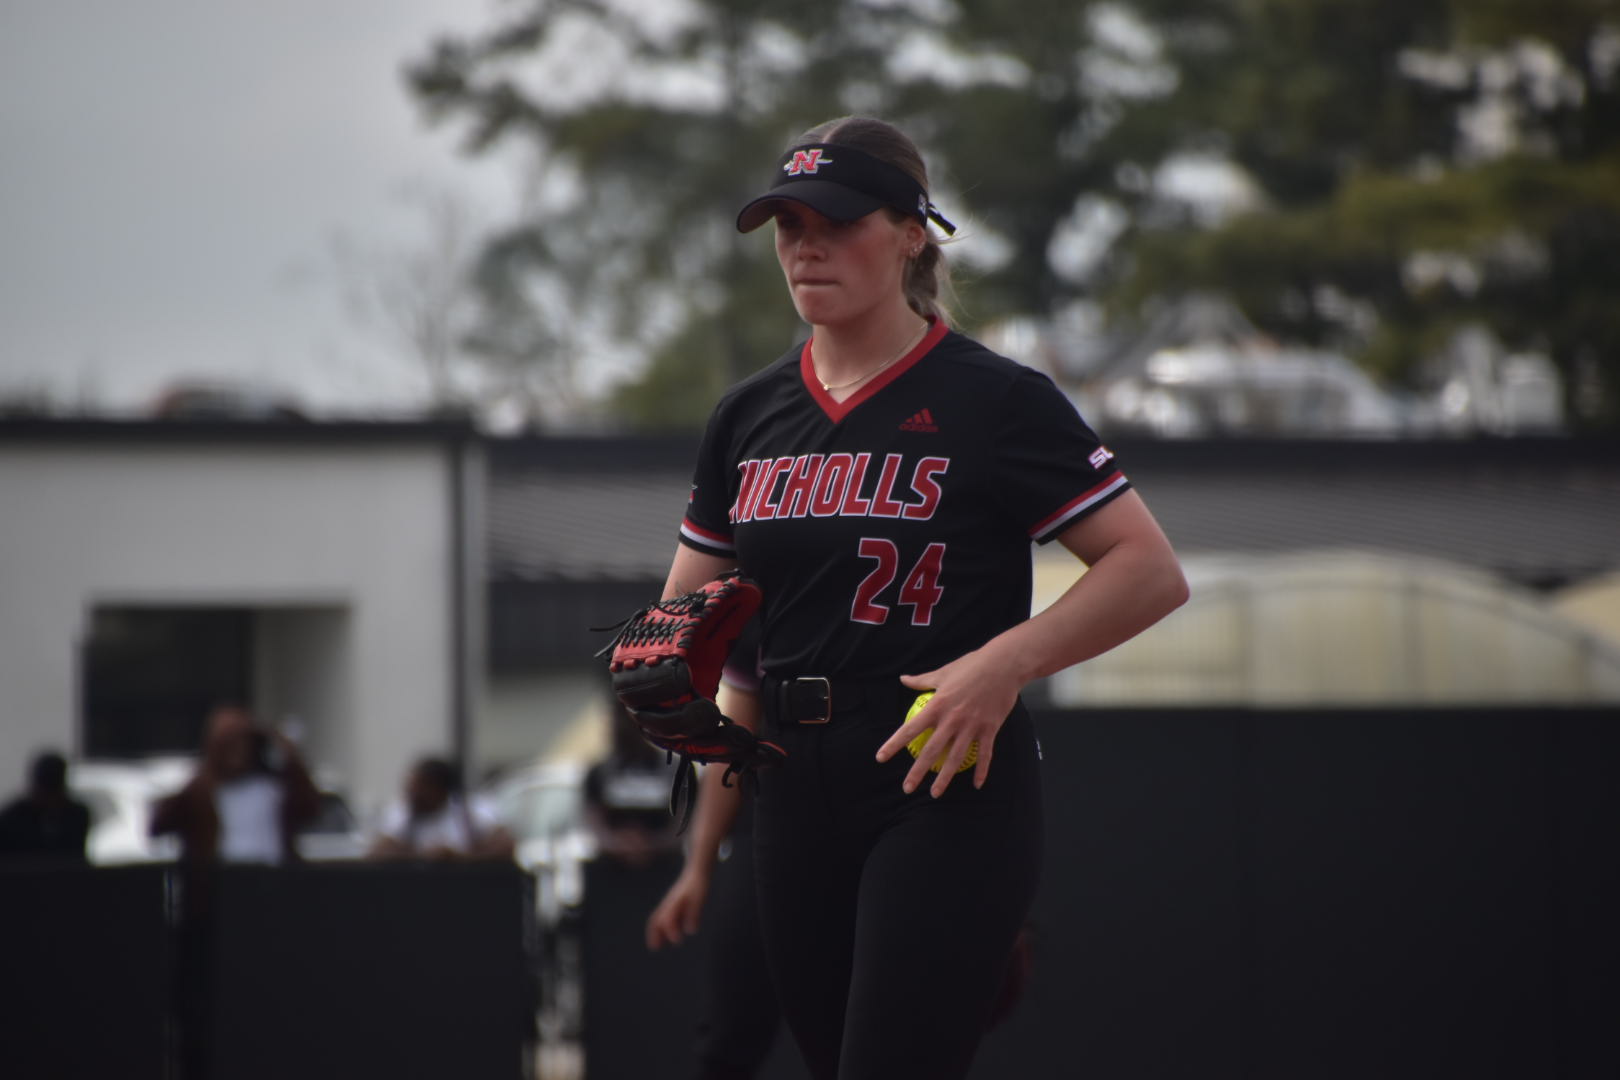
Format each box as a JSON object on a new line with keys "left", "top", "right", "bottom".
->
{"left": 81, "top": 607, "right": 253, "bottom": 758}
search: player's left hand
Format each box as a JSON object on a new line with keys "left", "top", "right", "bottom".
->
{"left": 877, "top": 651, "right": 1022, "bottom": 798}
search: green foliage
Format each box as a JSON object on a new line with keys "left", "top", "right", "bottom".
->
{"left": 1122, "top": 153, "right": 1620, "bottom": 394}
{"left": 407, "top": 0, "right": 1114, "bottom": 430}
{"left": 408, "top": 0, "right": 1620, "bottom": 430}
{"left": 1106, "top": 0, "right": 1620, "bottom": 427}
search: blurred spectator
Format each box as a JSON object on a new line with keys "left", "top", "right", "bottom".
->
{"left": 152, "top": 704, "right": 322, "bottom": 1080}
{"left": 369, "top": 756, "right": 515, "bottom": 861}
{"left": 0, "top": 751, "right": 92, "bottom": 865}
{"left": 583, "top": 701, "right": 682, "bottom": 868}
{"left": 149, "top": 703, "right": 321, "bottom": 866}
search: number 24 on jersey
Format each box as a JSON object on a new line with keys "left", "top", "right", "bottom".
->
{"left": 851, "top": 540, "right": 946, "bottom": 626}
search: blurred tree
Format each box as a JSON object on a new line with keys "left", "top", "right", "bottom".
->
{"left": 406, "top": 0, "right": 1128, "bottom": 430}
{"left": 408, "top": 0, "right": 1620, "bottom": 430}
{"left": 0, "top": 385, "right": 57, "bottom": 418}
{"left": 1105, "top": 0, "right": 1620, "bottom": 428}
{"left": 331, "top": 186, "right": 485, "bottom": 418}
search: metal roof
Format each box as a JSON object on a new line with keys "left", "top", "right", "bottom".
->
{"left": 489, "top": 465, "right": 692, "bottom": 583}
{"left": 487, "top": 436, "right": 1620, "bottom": 590}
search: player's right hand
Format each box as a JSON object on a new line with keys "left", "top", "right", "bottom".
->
{"left": 645, "top": 868, "right": 710, "bottom": 950}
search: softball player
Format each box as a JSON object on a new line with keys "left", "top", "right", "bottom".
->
{"left": 660, "top": 115, "right": 1188, "bottom": 1080}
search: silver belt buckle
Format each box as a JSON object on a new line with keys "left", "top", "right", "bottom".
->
{"left": 794, "top": 676, "right": 831, "bottom": 724}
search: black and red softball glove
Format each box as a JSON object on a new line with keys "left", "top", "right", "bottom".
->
{"left": 596, "top": 573, "right": 784, "bottom": 826}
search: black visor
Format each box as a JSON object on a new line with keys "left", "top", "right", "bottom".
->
{"left": 735, "top": 142, "right": 956, "bottom": 235}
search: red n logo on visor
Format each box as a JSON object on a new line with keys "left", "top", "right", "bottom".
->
{"left": 784, "top": 149, "right": 833, "bottom": 176}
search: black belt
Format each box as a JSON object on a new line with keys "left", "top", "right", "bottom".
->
{"left": 763, "top": 675, "right": 903, "bottom": 725}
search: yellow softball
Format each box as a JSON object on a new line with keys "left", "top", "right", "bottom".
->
{"left": 905, "top": 691, "right": 979, "bottom": 774}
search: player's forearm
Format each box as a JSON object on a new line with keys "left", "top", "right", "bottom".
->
{"left": 984, "top": 535, "right": 1187, "bottom": 687}
{"left": 681, "top": 762, "right": 744, "bottom": 879}
{"left": 682, "top": 681, "right": 757, "bottom": 875}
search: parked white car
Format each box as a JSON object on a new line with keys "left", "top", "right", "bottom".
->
{"left": 481, "top": 760, "right": 593, "bottom": 918}
{"left": 73, "top": 758, "right": 190, "bottom": 864}
{"left": 480, "top": 759, "right": 594, "bottom": 1046}
{"left": 70, "top": 757, "right": 367, "bottom": 864}
{"left": 294, "top": 789, "right": 369, "bottom": 861}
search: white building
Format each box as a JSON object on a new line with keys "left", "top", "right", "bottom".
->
{"left": 0, "top": 420, "right": 483, "bottom": 820}
{"left": 8, "top": 421, "right": 1616, "bottom": 826}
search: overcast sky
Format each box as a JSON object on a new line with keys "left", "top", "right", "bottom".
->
{"left": 0, "top": 0, "right": 523, "bottom": 416}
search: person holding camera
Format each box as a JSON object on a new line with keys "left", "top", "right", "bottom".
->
{"left": 150, "top": 702, "right": 321, "bottom": 866}
{"left": 151, "top": 704, "right": 324, "bottom": 1080}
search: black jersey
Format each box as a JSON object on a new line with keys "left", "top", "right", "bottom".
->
{"left": 680, "top": 321, "right": 1129, "bottom": 680}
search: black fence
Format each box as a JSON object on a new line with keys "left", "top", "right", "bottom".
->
{"left": 579, "top": 852, "right": 808, "bottom": 1080}
{"left": 978, "top": 706, "right": 1619, "bottom": 1079}
{"left": 7, "top": 863, "right": 172, "bottom": 1080}
{"left": 4, "top": 861, "right": 535, "bottom": 1080}
{"left": 576, "top": 707, "right": 1618, "bottom": 1079}
{"left": 7, "top": 708, "right": 1616, "bottom": 1079}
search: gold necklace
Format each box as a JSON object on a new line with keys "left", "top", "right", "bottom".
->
{"left": 817, "top": 322, "right": 929, "bottom": 393}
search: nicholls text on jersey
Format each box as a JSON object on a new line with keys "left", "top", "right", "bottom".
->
{"left": 730, "top": 453, "right": 949, "bottom": 523}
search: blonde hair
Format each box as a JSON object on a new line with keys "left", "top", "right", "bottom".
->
{"left": 795, "top": 116, "right": 953, "bottom": 323}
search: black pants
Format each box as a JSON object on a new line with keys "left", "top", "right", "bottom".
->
{"left": 753, "top": 687, "right": 1043, "bottom": 1080}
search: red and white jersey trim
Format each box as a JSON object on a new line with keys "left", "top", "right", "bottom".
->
{"left": 680, "top": 515, "right": 736, "bottom": 554}
{"left": 1028, "top": 472, "right": 1129, "bottom": 542}
{"left": 802, "top": 318, "right": 949, "bottom": 425}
